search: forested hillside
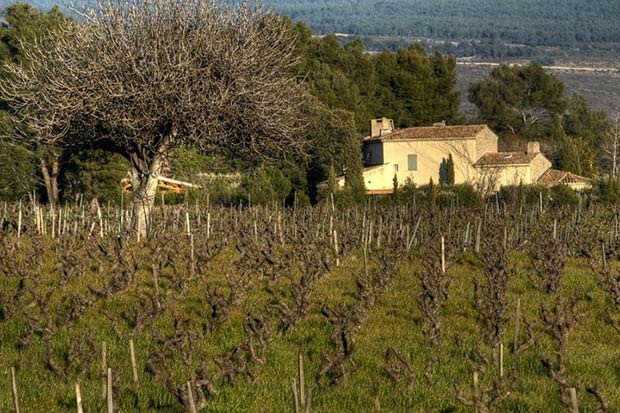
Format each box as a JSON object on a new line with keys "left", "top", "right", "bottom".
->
{"left": 268, "top": 0, "right": 620, "bottom": 46}
{"left": 24, "top": 0, "right": 620, "bottom": 58}
{"left": 266, "top": 0, "right": 620, "bottom": 59}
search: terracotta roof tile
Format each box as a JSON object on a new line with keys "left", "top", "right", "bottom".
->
{"left": 475, "top": 152, "right": 538, "bottom": 166}
{"left": 538, "top": 169, "right": 591, "bottom": 185}
{"left": 364, "top": 124, "right": 488, "bottom": 141}
{"left": 366, "top": 189, "right": 394, "bottom": 196}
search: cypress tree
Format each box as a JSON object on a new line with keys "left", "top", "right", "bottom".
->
{"left": 517, "top": 180, "right": 525, "bottom": 209}
{"left": 446, "top": 153, "right": 455, "bottom": 185}
{"left": 392, "top": 174, "right": 399, "bottom": 202}
{"left": 428, "top": 178, "right": 437, "bottom": 208}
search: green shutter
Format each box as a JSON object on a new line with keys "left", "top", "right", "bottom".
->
{"left": 408, "top": 154, "right": 417, "bottom": 171}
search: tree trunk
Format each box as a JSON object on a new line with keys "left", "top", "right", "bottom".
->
{"left": 131, "top": 156, "right": 162, "bottom": 237}
{"left": 51, "top": 157, "right": 60, "bottom": 205}
{"left": 40, "top": 158, "right": 59, "bottom": 206}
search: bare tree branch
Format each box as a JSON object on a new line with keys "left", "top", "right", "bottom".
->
{"left": 0, "top": 0, "right": 308, "bottom": 234}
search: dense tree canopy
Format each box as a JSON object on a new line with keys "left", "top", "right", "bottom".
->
{"left": 468, "top": 64, "right": 566, "bottom": 140}
{"left": 469, "top": 64, "right": 614, "bottom": 178}
{"left": 562, "top": 94, "right": 611, "bottom": 148}
{"left": 0, "top": 3, "right": 67, "bottom": 63}
{"left": 295, "top": 23, "right": 462, "bottom": 134}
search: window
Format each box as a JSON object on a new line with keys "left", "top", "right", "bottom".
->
{"left": 394, "top": 164, "right": 399, "bottom": 173}
{"left": 408, "top": 154, "right": 417, "bottom": 171}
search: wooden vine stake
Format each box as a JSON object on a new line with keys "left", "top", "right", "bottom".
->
{"left": 499, "top": 343, "right": 504, "bottom": 379}
{"left": 441, "top": 236, "right": 446, "bottom": 274}
{"left": 289, "top": 353, "right": 313, "bottom": 412}
{"left": 152, "top": 264, "right": 162, "bottom": 310}
{"left": 130, "top": 339, "right": 139, "bottom": 385}
{"left": 97, "top": 204, "right": 104, "bottom": 238}
{"left": 475, "top": 219, "right": 481, "bottom": 253}
{"left": 11, "top": 366, "right": 20, "bottom": 413}
{"left": 513, "top": 298, "right": 521, "bottom": 351}
{"left": 207, "top": 212, "right": 211, "bottom": 239}
{"left": 463, "top": 222, "right": 470, "bottom": 251}
{"left": 298, "top": 354, "right": 305, "bottom": 410}
{"left": 333, "top": 230, "right": 340, "bottom": 267}
{"left": 120, "top": 191, "right": 124, "bottom": 232}
{"left": 35, "top": 205, "right": 40, "bottom": 234}
{"left": 190, "top": 233, "right": 196, "bottom": 278}
{"left": 107, "top": 368, "right": 113, "bottom": 413}
{"left": 17, "top": 202, "right": 22, "bottom": 242}
{"left": 51, "top": 206, "right": 56, "bottom": 238}
{"left": 305, "top": 387, "right": 313, "bottom": 413}
{"left": 539, "top": 191, "right": 543, "bottom": 214}
{"left": 569, "top": 387, "right": 579, "bottom": 413}
{"left": 473, "top": 371, "right": 479, "bottom": 413}
{"left": 101, "top": 341, "right": 107, "bottom": 399}
{"left": 75, "top": 382, "right": 84, "bottom": 413}
{"left": 291, "top": 378, "right": 300, "bottom": 413}
{"left": 187, "top": 381, "right": 197, "bottom": 413}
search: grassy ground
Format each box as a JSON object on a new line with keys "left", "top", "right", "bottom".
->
{"left": 0, "top": 239, "right": 619, "bottom": 413}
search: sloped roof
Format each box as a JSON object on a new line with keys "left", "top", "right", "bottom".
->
{"left": 538, "top": 169, "right": 591, "bottom": 185}
{"left": 336, "top": 164, "right": 386, "bottom": 179}
{"left": 475, "top": 152, "right": 538, "bottom": 166}
{"left": 364, "top": 124, "right": 488, "bottom": 142}
{"left": 366, "top": 189, "right": 394, "bottom": 196}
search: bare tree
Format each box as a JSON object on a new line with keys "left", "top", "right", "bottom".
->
{"left": 601, "top": 114, "right": 620, "bottom": 177}
{"left": 0, "top": 0, "right": 307, "bottom": 235}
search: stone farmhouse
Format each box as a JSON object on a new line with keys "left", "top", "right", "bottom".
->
{"left": 338, "top": 118, "right": 590, "bottom": 194}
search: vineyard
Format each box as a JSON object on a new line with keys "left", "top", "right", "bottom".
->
{"left": 1, "top": 200, "right": 620, "bottom": 412}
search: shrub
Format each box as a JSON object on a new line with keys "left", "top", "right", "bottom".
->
{"left": 291, "top": 190, "right": 311, "bottom": 207}
{"left": 332, "top": 185, "right": 365, "bottom": 208}
{"left": 499, "top": 184, "right": 550, "bottom": 207}
{"left": 549, "top": 184, "right": 579, "bottom": 207}
{"left": 62, "top": 150, "right": 129, "bottom": 203}
{"left": 411, "top": 182, "right": 482, "bottom": 209}
{"left": 0, "top": 142, "right": 36, "bottom": 201}
{"left": 448, "top": 184, "right": 482, "bottom": 208}
{"left": 240, "top": 166, "right": 292, "bottom": 206}
{"left": 595, "top": 177, "right": 620, "bottom": 204}
{"left": 152, "top": 173, "right": 242, "bottom": 207}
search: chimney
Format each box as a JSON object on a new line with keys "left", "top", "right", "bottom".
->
{"left": 370, "top": 117, "right": 394, "bottom": 138}
{"left": 526, "top": 141, "right": 540, "bottom": 155}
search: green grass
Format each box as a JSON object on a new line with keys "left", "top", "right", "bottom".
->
{"left": 1, "top": 244, "right": 619, "bottom": 412}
